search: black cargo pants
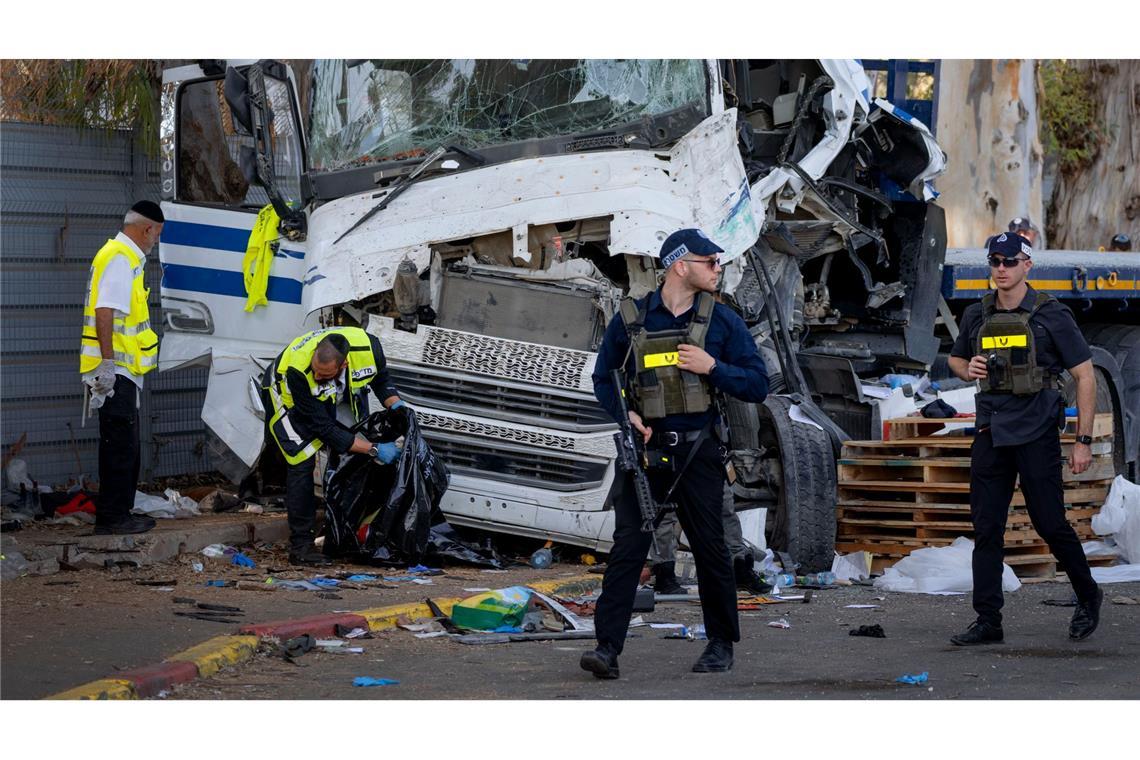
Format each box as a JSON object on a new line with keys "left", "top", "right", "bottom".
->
{"left": 969, "top": 425, "right": 1099, "bottom": 625}
{"left": 96, "top": 376, "right": 141, "bottom": 527}
{"left": 594, "top": 435, "right": 739, "bottom": 653}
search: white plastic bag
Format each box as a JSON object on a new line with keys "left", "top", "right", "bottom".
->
{"left": 873, "top": 537, "right": 1021, "bottom": 594}
{"left": 831, "top": 550, "right": 872, "bottom": 581}
{"left": 1091, "top": 476, "right": 1140, "bottom": 563}
{"left": 131, "top": 489, "right": 201, "bottom": 519}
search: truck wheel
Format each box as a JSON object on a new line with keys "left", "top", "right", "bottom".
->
{"left": 757, "top": 395, "right": 837, "bottom": 572}
{"left": 1062, "top": 365, "right": 1125, "bottom": 476}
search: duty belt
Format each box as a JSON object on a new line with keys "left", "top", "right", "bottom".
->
{"left": 654, "top": 429, "right": 707, "bottom": 447}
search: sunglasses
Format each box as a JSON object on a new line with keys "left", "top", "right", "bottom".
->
{"left": 988, "top": 255, "right": 1029, "bottom": 268}
{"left": 683, "top": 257, "right": 722, "bottom": 270}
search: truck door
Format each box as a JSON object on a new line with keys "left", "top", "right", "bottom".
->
{"left": 158, "top": 60, "right": 309, "bottom": 356}
{"left": 158, "top": 61, "right": 310, "bottom": 477}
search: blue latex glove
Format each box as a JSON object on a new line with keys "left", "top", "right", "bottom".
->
{"left": 372, "top": 442, "right": 399, "bottom": 464}
{"left": 389, "top": 400, "right": 406, "bottom": 411}
{"left": 230, "top": 552, "right": 256, "bottom": 568}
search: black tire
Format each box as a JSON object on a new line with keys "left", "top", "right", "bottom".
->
{"left": 757, "top": 395, "right": 837, "bottom": 572}
{"left": 1061, "top": 365, "right": 1125, "bottom": 476}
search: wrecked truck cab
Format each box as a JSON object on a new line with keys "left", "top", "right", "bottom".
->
{"left": 158, "top": 59, "right": 946, "bottom": 569}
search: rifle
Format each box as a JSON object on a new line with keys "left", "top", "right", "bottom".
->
{"left": 610, "top": 369, "right": 674, "bottom": 533}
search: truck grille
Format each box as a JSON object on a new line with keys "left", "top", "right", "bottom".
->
{"left": 389, "top": 365, "right": 612, "bottom": 432}
{"left": 422, "top": 431, "right": 608, "bottom": 491}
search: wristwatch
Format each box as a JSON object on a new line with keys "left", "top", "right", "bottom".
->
{"left": 1075, "top": 435, "right": 1093, "bottom": 446}
{"left": 368, "top": 445, "right": 379, "bottom": 458}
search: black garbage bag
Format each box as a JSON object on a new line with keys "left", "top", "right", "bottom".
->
{"left": 323, "top": 407, "right": 448, "bottom": 564}
{"left": 426, "top": 522, "right": 505, "bottom": 569}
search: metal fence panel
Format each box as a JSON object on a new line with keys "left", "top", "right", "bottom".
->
{"left": 1, "top": 121, "right": 212, "bottom": 488}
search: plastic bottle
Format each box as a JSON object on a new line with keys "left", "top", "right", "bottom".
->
{"left": 772, "top": 573, "right": 796, "bottom": 589}
{"left": 799, "top": 571, "right": 836, "bottom": 586}
{"left": 529, "top": 548, "right": 553, "bottom": 569}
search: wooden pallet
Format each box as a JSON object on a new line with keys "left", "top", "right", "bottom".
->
{"left": 837, "top": 413, "right": 1115, "bottom": 578}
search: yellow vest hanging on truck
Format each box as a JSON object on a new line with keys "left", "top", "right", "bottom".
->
{"left": 242, "top": 204, "right": 281, "bottom": 312}
{"left": 619, "top": 292, "right": 714, "bottom": 420}
{"left": 975, "top": 290, "right": 1057, "bottom": 395}
{"left": 263, "top": 327, "right": 379, "bottom": 465}
{"left": 79, "top": 238, "right": 159, "bottom": 376}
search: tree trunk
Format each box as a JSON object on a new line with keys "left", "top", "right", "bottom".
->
{"left": 1048, "top": 60, "right": 1140, "bottom": 250}
{"left": 935, "top": 60, "right": 1046, "bottom": 249}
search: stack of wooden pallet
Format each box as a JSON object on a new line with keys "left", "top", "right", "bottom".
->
{"left": 836, "top": 413, "right": 1116, "bottom": 578}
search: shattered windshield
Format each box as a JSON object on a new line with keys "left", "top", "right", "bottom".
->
{"left": 308, "top": 59, "right": 709, "bottom": 172}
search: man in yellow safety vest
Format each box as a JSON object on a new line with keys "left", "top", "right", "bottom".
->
{"left": 261, "top": 327, "right": 405, "bottom": 565}
{"left": 80, "top": 201, "right": 164, "bottom": 535}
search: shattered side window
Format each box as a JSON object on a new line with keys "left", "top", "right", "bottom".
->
{"left": 177, "top": 77, "right": 303, "bottom": 208}
{"left": 308, "top": 59, "right": 708, "bottom": 172}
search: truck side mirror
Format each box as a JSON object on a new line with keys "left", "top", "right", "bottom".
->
{"left": 224, "top": 66, "right": 252, "bottom": 135}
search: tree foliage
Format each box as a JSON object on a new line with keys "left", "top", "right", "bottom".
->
{"left": 1038, "top": 59, "right": 1106, "bottom": 175}
{"left": 0, "top": 59, "right": 162, "bottom": 153}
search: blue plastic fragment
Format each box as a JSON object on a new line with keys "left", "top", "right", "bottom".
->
{"left": 230, "top": 552, "right": 256, "bottom": 568}
{"left": 896, "top": 671, "right": 929, "bottom": 685}
{"left": 353, "top": 677, "right": 400, "bottom": 687}
{"left": 346, "top": 574, "right": 378, "bottom": 582}
{"left": 311, "top": 577, "right": 340, "bottom": 587}
{"left": 491, "top": 625, "right": 523, "bottom": 633}
{"left": 205, "top": 580, "right": 228, "bottom": 587}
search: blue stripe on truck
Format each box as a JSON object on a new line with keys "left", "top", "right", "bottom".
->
{"left": 161, "top": 263, "right": 303, "bottom": 305}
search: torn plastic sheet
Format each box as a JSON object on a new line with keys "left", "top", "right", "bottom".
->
{"left": 874, "top": 537, "right": 1020, "bottom": 595}
{"left": 1091, "top": 475, "right": 1140, "bottom": 563}
{"left": 527, "top": 588, "right": 594, "bottom": 631}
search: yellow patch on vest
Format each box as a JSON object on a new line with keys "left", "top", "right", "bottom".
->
{"left": 643, "top": 352, "right": 680, "bottom": 368}
{"left": 981, "top": 334, "right": 1028, "bottom": 349}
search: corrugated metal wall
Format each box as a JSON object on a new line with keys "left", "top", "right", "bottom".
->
{"left": 1, "top": 121, "right": 212, "bottom": 487}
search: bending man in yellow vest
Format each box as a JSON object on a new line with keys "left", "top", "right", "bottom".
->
{"left": 80, "top": 201, "right": 164, "bottom": 535}
{"left": 261, "top": 327, "right": 404, "bottom": 566}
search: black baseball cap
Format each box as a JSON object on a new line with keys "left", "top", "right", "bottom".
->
{"left": 988, "top": 232, "right": 1032, "bottom": 258}
{"left": 1008, "top": 216, "right": 1034, "bottom": 234}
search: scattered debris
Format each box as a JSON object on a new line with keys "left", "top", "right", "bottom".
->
{"left": 335, "top": 624, "right": 373, "bottom": 639}
{"left": 230, "top": 552, "right": 256, "bottom": 568}
{"left": 197, "top": 602, "right": 242, "bottom": 612}
{"left": 1111, "top": 596, "right": 1138, "bottom": 605}
{"left": 352, "top": 677, "right": 399, "bottom": 687}
{"left": 896, "top": 672, "right": 929, "bottom": 685}
{"left": 135, "top": 579, "right": 177, "bottom": 587}
{"left": 1041, "top": 598, "right": 1078, "bottom": 607}
{"left": 317, "top": 592, "right": 343, "bottom": 600}
{"left": 767, "top": 619, "right": 792, "bottom": 629}
{"left": 173, "top": 597, "right": 196, "bottom": 605}
{"left": 845, "top": 604, "right": 880, "bottom": 609}
{"left": 280, "top": 634, "right": 315, "bottom": 661}
{"left": 849, "top": 624, "right": 886, "bottom": 638}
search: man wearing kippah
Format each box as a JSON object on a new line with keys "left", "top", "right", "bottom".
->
{"left": 79, "top": 201, "right": 165, "bottom": 535}
{"left": 947, "top": 232, "right": 1102, "bottom": 645}
{"left": 580, "top": 228, "right": 769, "bottom": 679}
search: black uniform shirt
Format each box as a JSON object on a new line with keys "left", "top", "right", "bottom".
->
{"left": 284, "top": 333, "right": 398, "bottom": 453}
{"left": 592, "top": 288, "right": 769, "bottom": 432}
{"left": 951, "top": 286, "right": 1091, "bottom": 446}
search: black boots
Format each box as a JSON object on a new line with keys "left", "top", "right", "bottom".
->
{"left": 94, "top": 514, "right": 156, "bottom": 535}
{"left": 734, "top": 555, "right": 773, "bottom": 594}
{"left": 289, "top": 545, "right": 332, "bottom": 567}
{"left": 652, "top": 561, "right": 686, "bottom": 595}
{"left": 580, "top": 645, "right": 620, "bottom": 679}
{"left": 692, "top": 638, "right": 734, "bottom": 672}
{"left": 950, "top": 619, "right": 1005, "bottom": 646}
{"left": 1069, "top": 587, "right": 1103, "bottom": 641}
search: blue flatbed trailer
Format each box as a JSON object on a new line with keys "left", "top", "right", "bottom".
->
{"left": 941, "top": 247, "right": 1140, "bottom": 479}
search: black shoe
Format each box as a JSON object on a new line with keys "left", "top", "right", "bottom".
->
{"left": 289, "top": 547, "right": 333, "bottom": 567}
{"left": 94, "top": 515, "right": 156, "bottom": 535}
{"left": 653, "top": 562, "right": 686, "bottom": 596}
{"left": 1069, "top": 587, "right": 1103, "bottom": 641}
{"left": 734, "top": 556, "right": 774, "bottom": 594}
{"left": 692, "top": 638, "right": 734, "bottom": 673}
{"left": 580, "top": 646, "right": 620, "bottom": 679}
{"left": 950, "top": 619, "right": 1004, "bottom": 646}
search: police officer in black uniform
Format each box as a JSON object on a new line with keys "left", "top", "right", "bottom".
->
{"left": 580, "top": 229, "right": 769, "bottom": 678}
{"left": 948, "top": 233, "right": 1102, "bottom": 645}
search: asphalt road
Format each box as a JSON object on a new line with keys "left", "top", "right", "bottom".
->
{"left": 170, "top": 581, "right": 1140, "bottom": 700}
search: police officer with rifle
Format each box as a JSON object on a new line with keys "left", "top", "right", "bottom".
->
{"left": 580, "top": 229, "right": 769, "bottom": 679}
{"left": 948, "top": 233, "right": 1102, "bottom": 645}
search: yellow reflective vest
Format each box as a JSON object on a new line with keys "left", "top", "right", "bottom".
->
{"left": 264, "top": 327, "right": 380, "bottom": 465}
{"left": 79, "top": 238, "right": 158, "bottom": 376}
{"left": 242, "top": 204, "right": 280, "bottom": 312}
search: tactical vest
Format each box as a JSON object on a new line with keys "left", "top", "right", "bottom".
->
{"left": 619, "top": 292, "right": 715, "bottom": 420}
{"left": 264, "top": 327, "right": 379, "bottom": 464}
{"left": 79, "top": 238, "right": 159, "bottom": 376}
{"left": 976, "top": 290, "right": 1056, "bottom": 395}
